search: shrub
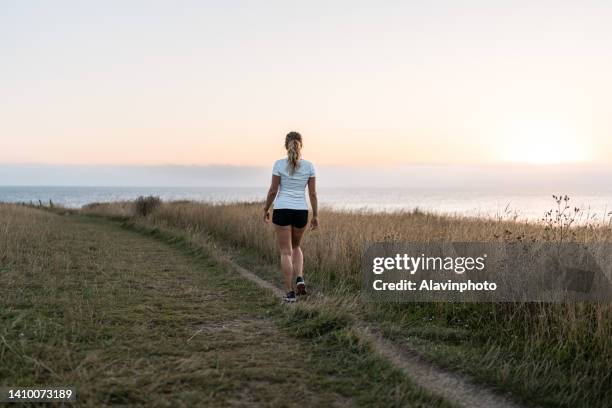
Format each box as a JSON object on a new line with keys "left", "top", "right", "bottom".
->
{"left": 134, "top": 196, "right": 162, "bottom": 217}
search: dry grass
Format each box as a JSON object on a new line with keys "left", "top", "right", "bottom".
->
{"left": 83, "top": 198, "right": 612, "bottom": 290}
{"left": 0, "top": 204, "right": 451, "bottom": 407}
{"left": 80, "top": 198, "right": 612, "bottom": 407}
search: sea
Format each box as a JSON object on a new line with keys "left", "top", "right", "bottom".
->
{"left": 1, "top": 186, "right": 612, "bottom": 223}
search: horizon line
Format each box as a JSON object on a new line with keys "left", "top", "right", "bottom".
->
{"left": 3, "top": 162, "right": 612, "bottom": 169}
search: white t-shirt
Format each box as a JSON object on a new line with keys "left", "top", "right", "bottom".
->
{"left": 272, "top": 158, "right": 316, "bottom": 210}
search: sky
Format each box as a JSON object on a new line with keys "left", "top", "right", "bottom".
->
{"left": 2, "top": 1, "right": 612, "bottom": 170}
{"left": 3, "top": 163, "right": 612, "bottom": 191}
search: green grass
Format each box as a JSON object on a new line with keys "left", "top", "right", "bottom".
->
{"left": 0, "top": 205, "right": 450, "bottom": 407}
{"left": 224, "top": 240, "right": 612, "bottom": 408}
{"left": 100, "top": 201, "right": 611, "bottom": 408}
{"left": 362, "top": 301, "right": 612, "bottom": 408}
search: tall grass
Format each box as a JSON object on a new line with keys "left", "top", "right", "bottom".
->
{"left": 81, "top": 198, "right": 612, "bottom": 407}
{"left": 85, "top": 198, "right": 612, "bottom": 289}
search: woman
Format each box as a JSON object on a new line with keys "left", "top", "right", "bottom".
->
{"left": 263, "top": 131, "right": 318, "bottom": 303}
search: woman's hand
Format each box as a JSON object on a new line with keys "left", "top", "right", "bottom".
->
{"left": 263, "top": 209, "right": 271, "bottom": 223}
{"left": 310, "top": 216, "right": 319, "bottom": 230}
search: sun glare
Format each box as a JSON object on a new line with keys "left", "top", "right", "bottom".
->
{"left": 499, "top": 120, "right": 589, "bottom": 165}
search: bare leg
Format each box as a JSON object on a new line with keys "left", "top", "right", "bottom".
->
{"left": 275, "top": 225, "right": 294, "bottom": 292}
{"left": 292, "top": 247, "right": 303, "bottom": 281}
{"left": 291, "top": 226, "right": 306, "bottom": 287}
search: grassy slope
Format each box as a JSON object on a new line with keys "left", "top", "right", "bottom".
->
{"left": 80, "top": 200, "right": 612, "bottom": 408}
{"left": 0, "top": 205, "right": 450, "bottom": 407}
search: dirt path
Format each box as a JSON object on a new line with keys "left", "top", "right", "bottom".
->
{"left": 0, "top": 206, "right": 450, "bottom": 407}
{"left": 193, "top": 223, "right": 527, "bottom": 408}
{"left": 358, "top": 327, "right": 524, "bottom": 408}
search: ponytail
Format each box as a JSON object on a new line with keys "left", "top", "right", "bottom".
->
{"left": 285, "top": 132, "right": 302, "bottom": 175}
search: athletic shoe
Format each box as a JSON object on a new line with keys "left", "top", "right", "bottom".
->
{"left": 283, "top": 291, "right": 297, "bottom": 303}
{"left": 296, "top": 276, "right": 307, "bottom": 296}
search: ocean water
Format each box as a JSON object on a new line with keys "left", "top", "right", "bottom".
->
{"left": 1, "top": 186, "right": 612, "bottom": 223}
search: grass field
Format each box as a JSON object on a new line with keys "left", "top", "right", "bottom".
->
{"left": 79, "top": 198, "right": 612, "bottom": 408}
{"left": 0, "top": 204, "right": 450, "bottom": 407}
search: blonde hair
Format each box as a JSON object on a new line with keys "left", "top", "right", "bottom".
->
{"left": 285, "top": 131, "right": 303, "bottom": 175}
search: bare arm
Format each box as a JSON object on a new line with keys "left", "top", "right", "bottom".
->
{"left": 263, "top": 175, "right": 280, "bottom": 222}
{"left": 308, "top": 176, "right": 319, "bottom": 229}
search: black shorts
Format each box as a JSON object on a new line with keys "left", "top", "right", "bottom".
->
{"left": 272, "top": 209, "right": 309, "bottom": 228}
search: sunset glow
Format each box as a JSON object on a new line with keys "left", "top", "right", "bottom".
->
{"left": 2, "top": 1, "right": 611, "bottom": 167}
{"left": 500, "top": 120, "right": 590, "bottom": 164}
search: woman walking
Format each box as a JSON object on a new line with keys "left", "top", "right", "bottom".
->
{"left": 263, "top": 131, "right": 318, "bottom": 303}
